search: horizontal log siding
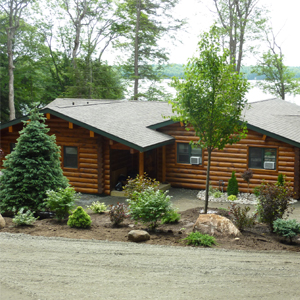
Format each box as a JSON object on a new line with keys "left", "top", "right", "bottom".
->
{"left": 45, "top": 117, "right": 100, "bottom": 193}
{"left": 0, "top": 123, "right": 24, "bottom": 167}
{"left": 0, "top": 116, "right": 103, "bottom": 194}
{"left": 159, "top": 124, "right": 296, "bottom": 195}
{"left": 103, "top": 138, "right": 111, "bottom": 195}
{"left": 295, "top": 148, "right": 300, "bottom": 199}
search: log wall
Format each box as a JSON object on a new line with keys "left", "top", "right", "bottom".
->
{"left": 0, "top": 115, "right": 105, "bottom": 194}
{"left": 159, "top": 123, "right": 298, "bottom": 197}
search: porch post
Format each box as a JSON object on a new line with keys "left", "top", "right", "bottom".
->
{"left": 139, "top": 152, "right": 144, "bottom": 177}
{"left": 162, "top": 146, "right": 166, "bottom": 183}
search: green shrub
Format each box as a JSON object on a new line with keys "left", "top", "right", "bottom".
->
{"left": 229, "top": 203, "right": 257, "bottom": 231}
{"left": 183, "top": 232, "right": 217, "bottom": 247}
{"left": 12, "top": 208, "right": 39, "bottom": 226}
{"left": 208, "top": 185, "right": 219, "bottom": 196}
{"left": 227, "top": 195, "right": 237, "bottom": 201}
{"left": 0, "top": 109, "right": 68, "bottom": 213}
{"left": 161, "top": 209, "right": 181, "bottom": 224}
{"left": 255, "top": 182, "right": 294, "bottom": 231}
{"left": 213, "top": 191, "right": 222, "bottom": 198}
{"left": 277, "top": 173, "right": 285, "bottom": 186}
{"left": 67, "top": 206, "right": 91, "bottom": 228}
{"left": 127, "top": 188, "right": 172, "bottom": 230}
{"left": 86, "top": 201, "right": 108, "bottom": 214}
{"left": 273, "top": 219, "right": 300, "bottom": 243}
{"left": 45, "top": 187, "right": 79, "bottom": 221}
{"left": 108, "top": 202, "right": 129, "bottom": 226}
{"left": 227, "top": 171, "right": 239, "bottom": 196}
{"left": 123, "top": 173, "right": 160, "bottom": 201}
{"left": 218, "top": 207, "right": 229, "bottom": 211}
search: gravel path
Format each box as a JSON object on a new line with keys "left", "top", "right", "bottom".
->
{"left": 1, "top": 232, "right": 300, "bottom": 300}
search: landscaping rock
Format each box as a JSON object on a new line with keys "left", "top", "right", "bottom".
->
{"left": 193, "top": 214, "right": 240, "bottom": 237}
{"left": 128, "top": 230, "right": 150, "bottom": 242}
{"left": 0, "top": 214, "right": 6, "bottom": 229}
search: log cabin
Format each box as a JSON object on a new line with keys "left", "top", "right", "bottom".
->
{"left": 0, "top": 98, "right": 299, "bottom": 199}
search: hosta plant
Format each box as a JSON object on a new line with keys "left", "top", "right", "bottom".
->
{"left": 86, "top": 201, "right": 107, "bottom": 214}
{"left": 12, "top": 208, "right": 39, "bottom": 226}
{"left": 213, "top": 191, "right": 222, "bottom": 198}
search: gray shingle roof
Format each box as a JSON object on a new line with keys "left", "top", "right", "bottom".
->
{"left": 243, "top": 98, "right": 300, "bottom": 146}
{"left": 2, "top": 97, "right": 300, "bottom": 150}
{"left": 45, "top": 98, "right": 175, "bottom": 151}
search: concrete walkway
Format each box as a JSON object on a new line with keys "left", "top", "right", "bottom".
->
{"left": 76, "top": 187, "right": 300, "bottom": 222}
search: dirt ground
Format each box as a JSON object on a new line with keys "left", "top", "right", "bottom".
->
{"left": 1, "top": 188, "right": 299, "bottom": 252}
{"left": 1, "top": 233, "right": 300, "bottom": 300}
{"left": 1, "top": 188, "right": 300, "bottom": 299}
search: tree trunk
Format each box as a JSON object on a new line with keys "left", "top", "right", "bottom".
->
{"left": 204, "top": 148, "right": 212, "bottom": 214}
{"left": 7, "top": 29, "right": 15, "bottom": 120}
{"left": 133, "top": 0, "right": 141, "bottom": 100}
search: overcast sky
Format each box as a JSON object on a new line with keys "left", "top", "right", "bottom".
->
{"left": 166, "top": 0, "right": 300, "bottom": 66}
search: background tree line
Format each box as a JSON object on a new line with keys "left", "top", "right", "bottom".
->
{"left": 0, "top": 0, "right": 183, "bottom": 122}
{"left": 1, "top": 0, "right": 299, "bottom": 123}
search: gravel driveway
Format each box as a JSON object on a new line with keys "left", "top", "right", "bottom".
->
{"left": 1, "top": 232, "right": 300, "bottom": 300}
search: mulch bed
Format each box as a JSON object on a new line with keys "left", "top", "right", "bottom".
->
{"left": 1, "top": 207, "right": 299, "bottom": 252}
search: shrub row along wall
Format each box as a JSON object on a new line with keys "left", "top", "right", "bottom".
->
{"left": 158, "top": 123, "right": 297, "bottom": 195}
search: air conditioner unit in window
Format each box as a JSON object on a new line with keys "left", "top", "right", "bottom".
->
{"left": 264, "top": 161, "right": 275, "bottom": 169}
{"left": 190, "top": 156, "right": 202, "bottom": 165}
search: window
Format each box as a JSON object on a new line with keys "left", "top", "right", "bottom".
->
{"left": 177, "top": 143, "right": 202, "bottom": 165}
{"left": 64, "top": 146, "right": 78, "bottom": 168}
{"left": 249, "top": 147, "right": 277, "bottom": 170}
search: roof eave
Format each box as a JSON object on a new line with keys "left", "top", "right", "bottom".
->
{"left": 147, "top": 119, "right": 176, "bottom": 130}
{"left": 246, "top": 123, "right": 300, "bottom": 148}
{"left": 41, "top": 108, "right": 174, "bottom": 152}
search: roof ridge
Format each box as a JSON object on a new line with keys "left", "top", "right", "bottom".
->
{"left": 250, "top": 98, "right": 279, "bottom": 104}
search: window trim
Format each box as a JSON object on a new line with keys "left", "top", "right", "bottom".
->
{"left": 247, "top": 145, "right": 278, "bottom": 173}
{"left": 63, "top": 146, "right": 79, "bottom": 170}
{"left": 175, "top": 141, "right": 204, "bottom": 168}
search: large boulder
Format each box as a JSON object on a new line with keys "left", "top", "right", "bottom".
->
{"left": 0, "top": 214, "right": 5, "bottom": 229}
{"left": 128, "top": 230, "right": 150, "bottom": 242}
{"left": 193, "top": 214, "right": 240, "bottom": 237}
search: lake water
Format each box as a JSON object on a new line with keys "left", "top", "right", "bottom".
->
{"left": 125, "top": 79, "right": 300, "bottom": 106}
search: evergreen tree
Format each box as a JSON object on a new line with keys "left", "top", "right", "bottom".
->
{"left": 0, "top": 109, "right": 68, "bottom": 213}
{"left": 227, "top": 171, "right": 239, "bottom": 196}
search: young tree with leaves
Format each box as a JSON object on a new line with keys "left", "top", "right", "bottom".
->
{"left": 0, "top": 109, "right": 69, "bottom": 213}
{"left": 170, "top": 27, "right": 249, "bottom": 213}
{"left": 213, "top": 0, "right": 268, "bottom": 73}
{"left": 252, "top": 31, "right": 300, "bottom": 100}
